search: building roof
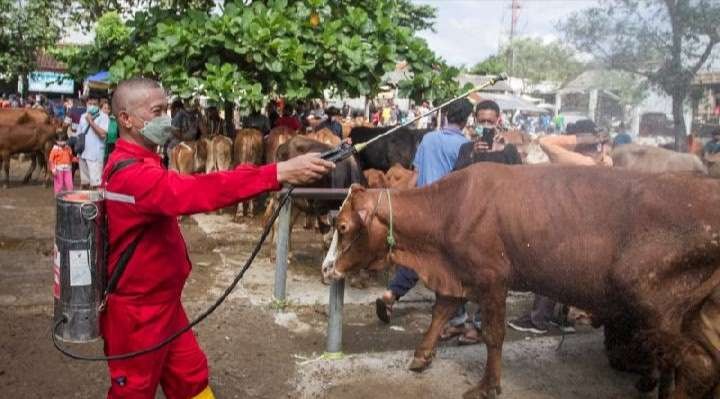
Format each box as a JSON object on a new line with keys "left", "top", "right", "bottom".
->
{"left": 468, "top": 92, "right": 549, "bottom": 113}
{"left": 35, "top": 50, "right": 67, "bottom": 72}
{"left": 694, "top": 72, "right": 720, "bottom": 85}
{"left": 558, "top": 69, "right": 635, "bottom": 94}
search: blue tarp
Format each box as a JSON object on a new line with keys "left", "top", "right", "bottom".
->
{"left": 86, "top": 71, "right": 110, "bottom": 82}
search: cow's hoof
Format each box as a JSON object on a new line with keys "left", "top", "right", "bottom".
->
{"left": 462, "top": 384, "right": 501, "bottom": 399}
{"left": 408, "top": 356, "right": 432, "bottom": 372}
{"left": 634, "top": 376, "right": 658, "bottom": 393}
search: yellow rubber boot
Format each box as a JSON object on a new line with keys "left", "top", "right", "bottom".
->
{"left": 192, "top": 386, "right": 215, "bottom": 399}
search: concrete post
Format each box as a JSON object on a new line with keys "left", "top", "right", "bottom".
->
{"left": 273, "top": 197, "right": 291, "bottom": 301}
{"left": 588, "top": 89, "right": 599, "bottom": 122}
{"left": 554, "top": 93, "right": 562, "bottom": 117}
{"left": 325, "top": 277, "right": 345, "bottom": 357}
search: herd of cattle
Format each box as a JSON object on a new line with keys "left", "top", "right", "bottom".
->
{"left": 2, "top": 108, "right": 720, "bottom": 397}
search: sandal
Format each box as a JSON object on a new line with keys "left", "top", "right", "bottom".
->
{"left": 457, "top": 326, "right": 482, "bottom": 346}
{"left": 440, "top": 323, "right": 468, "bottom": 341}
{"left": 375, "top": 298, "right": 393, "bottom": 324}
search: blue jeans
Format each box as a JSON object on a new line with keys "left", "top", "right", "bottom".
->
{"left": 388, "top": 266, "right": 418, "bottom": 300}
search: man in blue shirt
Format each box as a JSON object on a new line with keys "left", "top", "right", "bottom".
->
{"left": 612, "top": 122, "right": 632, "bottom": 148}
{"left": 375, "top": 98, "right": 473, "bottom": 323}
{"left": 704, "top": 129, "right": 720, "bottom": 155}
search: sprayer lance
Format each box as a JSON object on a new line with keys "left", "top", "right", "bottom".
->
{"left": 320, "top": 72, "right": 509, "bottom": 163}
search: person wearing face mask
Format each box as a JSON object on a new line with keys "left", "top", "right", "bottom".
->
{"left": 100, "top": 78, "right": 335, "bottom": 399}
{"left": 79, "top": 99, "right": 110, "bottom": 189}
{"left": 453, "top": 100, "right": 522, "bottom": 171}
{"left": 48, "top": 132, "right": 75, "bottom": 195}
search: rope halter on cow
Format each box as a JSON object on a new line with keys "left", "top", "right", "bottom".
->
{"left": 385, "top": 189, "right": 396, "bottom": 251}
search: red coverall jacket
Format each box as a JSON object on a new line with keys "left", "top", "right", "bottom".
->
{"left": 100, "top": 139, "right": 280, "bottom": 398}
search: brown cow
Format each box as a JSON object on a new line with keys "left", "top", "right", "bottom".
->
{"left": 0, "top": 120, "right": 59, "bottom": 187}
{"left": 0, "top": 108, "right": 52, "bottom": 125}
{"left": 364, "top": 164, "right": 417, "bottom": 190}
{"left": 306, "top": 128, "right": 341, "bottom": 147}
{"left": 363, "top": 168, "right": 386, "bottom": 188}
{"left": 205, "top": 135, "right": 233, "bottom": 174}
{"left": 324, "top": 164, "right": 720, "bottom": 399}
{"left": 233, "top": 128, "right": 264, "bottom": 220}
{"left": 169, "top": 140, "right": 208, "bottom": 174}
{"left": 384, "top": 163, "right": 417, "bottom": 189}
{"left": 265, "top": 126, "right": 296, "bottom": 164}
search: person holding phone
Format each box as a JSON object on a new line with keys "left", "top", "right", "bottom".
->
{"left": 453, "top": 100, "right": 522, "bottom": 172}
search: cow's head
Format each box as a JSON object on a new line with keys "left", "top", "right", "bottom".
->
{"left": 322, "top": 185, "right": 392, "bottom": 281}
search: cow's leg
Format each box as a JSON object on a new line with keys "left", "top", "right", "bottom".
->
{"left": 22, "top": 153, "right": 36, "bottom": 183}
{"left": 287, "top": 207, "right": 302, "bottom": 263}
{"left": 234, "top": 201, "right": 244, "bottom": 223}
{"left": 669, "top": 343, "right": 717, "bottom": 399}
{"left": 672, "top": 318, "right": 720, "bottom": 399}
{"left": 39, "top": 151, "right": 51, "bottom": 187}
{"left": 1, "top": 151, "right": 10, "bottom": 188}
{"left": 408, "top": 295, "right": 462, "bottom": 372}
{"left": 603, "top": 313, "right": 658, "bottom": 393}
{"left": 464, "top": 285, "right": 507, "bottom": 399}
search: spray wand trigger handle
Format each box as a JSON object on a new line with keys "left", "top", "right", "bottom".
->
{"left": 320, "top": 142, "right": 356, "bottom": 163}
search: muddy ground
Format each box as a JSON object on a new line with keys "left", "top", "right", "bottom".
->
{"left": 0, "top": 160, "right": 640, "bottom": 398}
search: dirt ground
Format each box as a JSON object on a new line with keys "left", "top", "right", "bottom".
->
{"left": 0, "top": 160, "right": 640, "bottom": 399}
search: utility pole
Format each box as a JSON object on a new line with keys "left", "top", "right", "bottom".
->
{"left": 509, "top": 0, "right": 521, "bottom": 77}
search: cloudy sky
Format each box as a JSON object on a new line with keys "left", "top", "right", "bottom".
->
{"left": 413, "top": 0, "right": 600, "bottom": 67}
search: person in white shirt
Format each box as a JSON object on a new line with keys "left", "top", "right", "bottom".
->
{"left": 79, "top": 99, "right": 109, "bottom": 188}
{"left": 416, "top": 101, "right": 430, "bottom": 129}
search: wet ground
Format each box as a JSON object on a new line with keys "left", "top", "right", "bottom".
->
{"left": 0, "top": 159, "right": 641, "bottom": 398}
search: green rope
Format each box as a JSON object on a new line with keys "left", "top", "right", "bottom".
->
{"left": 385, "top": 189, "right": 396, "bottom": 249}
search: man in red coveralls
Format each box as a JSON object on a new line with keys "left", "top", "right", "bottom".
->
{"left": 101, "top": 78, "right": 334, "bottom": 399}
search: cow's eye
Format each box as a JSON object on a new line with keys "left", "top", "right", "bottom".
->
{"left": 338, "top": 222, "right": 349, "bottom": 234}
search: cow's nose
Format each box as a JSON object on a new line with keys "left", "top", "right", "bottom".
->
{"left": 322, "top": 267, "right": 344, "bottom": 281}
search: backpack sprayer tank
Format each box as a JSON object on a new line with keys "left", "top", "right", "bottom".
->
{"left": 53, "top": 190, "right": 106, "bottom": 343}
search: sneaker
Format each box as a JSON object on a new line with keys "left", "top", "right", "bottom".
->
{"left": 507, "top": 316, "right": 548, "bottom": 334}
{"left": 549, "top": 317, "right": 576, "bottom": 333}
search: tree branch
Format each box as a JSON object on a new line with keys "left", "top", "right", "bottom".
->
{"left": 690, "top": 38, "right": 719, "bottom": 75}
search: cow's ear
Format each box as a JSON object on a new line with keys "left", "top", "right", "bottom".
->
{"left": 350, "top": 183, "right": 365, "bottom": 193}
{"left": 356, "top": 209, "right": 369, "bottom": 225}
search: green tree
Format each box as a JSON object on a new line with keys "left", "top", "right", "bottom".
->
{"left": 469, "top": 54, "right": 505, "bottom": 76}
{"left": 561, "top": 0, "right": 720, "bottom": 150}
{"left": 0, "top": 0, "right": 62, "bottom": 92}
{"left": 56, "top": 0, "right": 458, "bottom": 116}
{"left": 469, "top": 38, "right": 584, "bottom": 83}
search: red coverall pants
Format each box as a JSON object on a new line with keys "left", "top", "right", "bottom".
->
{"left": 102, "top": 299, "right": 211, "bottom": 399}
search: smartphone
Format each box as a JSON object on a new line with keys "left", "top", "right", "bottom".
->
{"left": 481, "top": 127, "right": 496, "bottom": 147}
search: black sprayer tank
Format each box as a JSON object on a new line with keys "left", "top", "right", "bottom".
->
{"left": 53, "top": 191, "right": 105, "bottom": 343}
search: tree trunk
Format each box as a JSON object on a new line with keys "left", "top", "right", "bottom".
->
{"left": 224, "top": 101, "right": 235, "bottom": 137}
{"left": 671, "top": 91, "right": 687, "bottom": 152}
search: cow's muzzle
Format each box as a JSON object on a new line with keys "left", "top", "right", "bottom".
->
{"left": 321, "top": 230, "right": 344, "bottom": 281}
